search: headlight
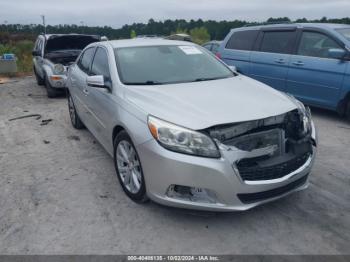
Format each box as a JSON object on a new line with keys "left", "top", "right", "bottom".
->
{"left": 148, "top": 116, "right": 220, "bottom": 158}
{"left": 53, "top": 64, "right": 65, "bottom": 74}
{"left": 285, "top": 93, "right": 312, "bottom": 136}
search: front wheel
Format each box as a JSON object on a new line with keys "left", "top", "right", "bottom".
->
{"left": 34, "top": 67, "right": 44, "bottom": 86}
{"left": 45, "top": 76, "right": 59, "bottom": 98}
{"left": 346, "top": 99, "right": 350, "bottom": 122}
{"left": 114, "top": 131, "right": 148, "bottom": 203}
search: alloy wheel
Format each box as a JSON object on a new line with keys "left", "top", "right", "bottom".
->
{"left": 116, "top": 140, "right": 142, "bottom": 194}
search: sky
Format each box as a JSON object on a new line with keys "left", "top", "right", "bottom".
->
{"left": 1, "top": 0, "right": 349, "bottom": 28}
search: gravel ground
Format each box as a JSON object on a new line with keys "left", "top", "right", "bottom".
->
{"left": 0, "top": 76, "right": 349, "bottom": 255}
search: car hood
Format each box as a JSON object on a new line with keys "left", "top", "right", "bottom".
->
{"left": 125, "top": 75, "right": 298, "bottom": 130}
{"left": 45, "top": 35, "right": 100, "bottom": 53}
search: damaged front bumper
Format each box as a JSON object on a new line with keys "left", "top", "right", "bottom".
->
{"left": 137, "top": 112, "right": 317, "bottom": 211}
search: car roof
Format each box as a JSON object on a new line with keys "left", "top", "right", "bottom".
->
{"left": 96, "top": 38, "right": 197, "bottom": 49}
{"left": 236, "top": 23, "right": 350, "bottom": 31}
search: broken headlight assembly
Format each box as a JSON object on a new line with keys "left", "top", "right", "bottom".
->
{"left": 53, "top": 64, "right": 65, "bottom": 75}
{"left": 148, "top": 116, "right": 220, "bottom": 158}
{"left": 285, "top": 94, "right": 312, "bottom": 137}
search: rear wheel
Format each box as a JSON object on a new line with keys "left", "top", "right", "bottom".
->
{"left": 114, "top": 131, "right": 148, "bottom": 203}
{"left": 68, "top": 92, "right": 85, "bottom": 129}
{"left": 34, "top": 67, "right": 44, "bottom": 86}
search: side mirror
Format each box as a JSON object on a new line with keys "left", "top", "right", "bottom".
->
{"left": 228, "top": 65, "right": 238, "bottom": 73}
{"left": 86, "top": 75, "right": 111, "bottom": 90}
{"left": 328, "top": 48, "right": 346, "bottom": 60}
{"left": 86, "top": 75, "right": 105, "bottom": 88}
{"left": 32, "top": 50, "right": 41, "bottom": 57}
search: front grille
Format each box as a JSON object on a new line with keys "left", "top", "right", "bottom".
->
{"left": 237, "top": 153, "right": 310, "bottom": 181}
{"left": 237, "top": 175, "right": 308, "bottom": 204}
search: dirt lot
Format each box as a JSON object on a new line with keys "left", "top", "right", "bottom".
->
{"left": 0, "top": 76, "right": 350, "bottom": 255}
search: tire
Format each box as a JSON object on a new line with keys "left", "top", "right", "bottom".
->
{"left": 67, "top": 92, "right": 85, "bottom": 129}
{"left": 45, "top": 76, "right": 58, "bottom": 98}
{"left": 346, "top": 99, "right": 350, "bottom": 122}
{"left": 34, "top": 67, "right": 44, "bottom": 86}
{"left": 114, "top": 131, "right": 148, "bottom": 203}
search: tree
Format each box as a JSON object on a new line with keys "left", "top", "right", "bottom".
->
{"left": 130, "top": 29, "right": 137, "bottom": 38}
{"left": 1, "top": 17, "right": 350, "bottom": 43}
{"left": 189, "top": 27, "right": 210, "bottom": 45}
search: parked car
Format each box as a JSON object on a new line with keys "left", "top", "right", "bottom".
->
{"left": 66, "top": 39, "right": 317, "bottom": 211}
{"left": 164, "top": 33, "right": 192, "bottom": 42}
{"left": 217, "top": 23, "right": 350, "bottom": 120}
{"left": 202, "top": 40, "right": 222, "bottom": 54}
{"left": 32, "top": 34, "right": 101, "bottom": 97}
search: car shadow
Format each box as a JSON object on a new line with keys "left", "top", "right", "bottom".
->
{"left": 309, "top": 106, "right": 349, "bottom": 125}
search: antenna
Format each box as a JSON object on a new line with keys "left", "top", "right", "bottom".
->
{"left": 41, "top": 15, "right": 46, "bottom": 34}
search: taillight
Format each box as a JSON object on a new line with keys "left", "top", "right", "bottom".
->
{"left": 215, "top": 52, "right": 221, "bottom": 59}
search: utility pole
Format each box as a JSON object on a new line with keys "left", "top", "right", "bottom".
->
{"left": 41, "top": 15, "right": 46, "bottom": 34}
{"left": 4, "top": 20, "right": 8, "bottom": 33}
{"left": 80, "top": 21, "right": 84, "bottom": 33}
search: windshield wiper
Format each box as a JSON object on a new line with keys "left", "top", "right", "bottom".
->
{"left": 124, "top": 80, "right": 165, "bottom": 85}
{"left": 193, "top": 76, "right": 229, "bottom": 82}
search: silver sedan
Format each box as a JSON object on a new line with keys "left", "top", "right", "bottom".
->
{"left": 66, "top": 39, "right": 317, "bottom": 211}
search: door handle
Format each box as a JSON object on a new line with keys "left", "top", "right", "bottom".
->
{"left": 274, "top": 58, "right": 285, "bottom": 64}
{"left": 292, "top": 61, "right": 304, "bottom": 66}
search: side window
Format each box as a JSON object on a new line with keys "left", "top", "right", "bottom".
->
{"left": 260, "top": 31, "right": 296, "bottom": 54}
{"left": 90, "top": 47, "right": 110, "bottom": 79}
{"left": 225, "top": 30, "right": 258, "bottom": 51}
{"left": 78, "top": 47, "right": 95, "bottom": 73}
{"left": 297, "top": 31, "right": 343, "bottom": 59}
{"left": 36, "top": 39, "right": 43, "bottom": 52}
{"left": 34, "top": 39, "right": 39, "bottom": 50}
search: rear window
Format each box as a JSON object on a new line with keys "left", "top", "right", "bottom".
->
{"left": 260, "top": 31, "right": 296, "bottom": 54}
{"left": 225, "top": 30, "right": 258, "bottom": 51}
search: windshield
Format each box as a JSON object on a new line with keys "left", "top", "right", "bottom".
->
{"left": 115, "top": 45, "right": 234, "bottom": 85}
{"left": 336, "top": 28, "right": 350, "bottom": 41}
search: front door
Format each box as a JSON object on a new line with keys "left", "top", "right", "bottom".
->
{"left": 86, "top": 47, "right": 114, "bottom": 150}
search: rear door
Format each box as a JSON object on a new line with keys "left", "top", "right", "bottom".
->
{"left": 250, "top": 29, "right": 297, "bottom": 92}
{"left": 286, "top": 30, "right": 348, "bottom": 109}
{"left": 69, "top": 47, "right": 96, "bottom": 125}
{"left": 220, "top": 30, "right": 259, "bottom": 74}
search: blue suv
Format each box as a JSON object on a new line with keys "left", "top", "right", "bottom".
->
{"left": 218, "top": 23, "right": 350, "bottom": 119}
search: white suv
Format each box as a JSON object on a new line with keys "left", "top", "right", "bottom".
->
{"left": 32, "top": 34, "right": 100, "bottom": 97}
